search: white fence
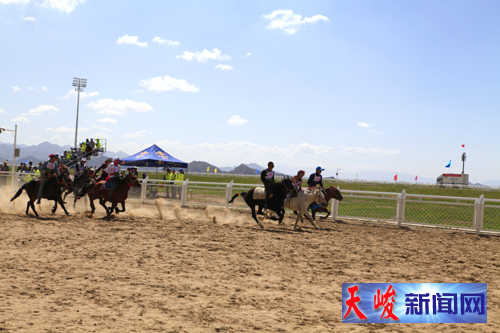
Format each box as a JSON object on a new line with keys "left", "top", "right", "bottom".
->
{"left": 3, "top": 172, "right": 500, "bottom": 235}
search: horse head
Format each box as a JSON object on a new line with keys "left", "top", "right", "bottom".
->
{"left": 124, "top": 173, "right": 140, "bottom": 187}
{"left": 314, "top": 185, "right": 328, "bottom": 207}
{"left": 325, "top": 186, "right": 343, "bottom": 202}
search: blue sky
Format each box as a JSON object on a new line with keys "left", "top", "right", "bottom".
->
{"left": 0, "top": 0, "right": 499, "bottom": 182}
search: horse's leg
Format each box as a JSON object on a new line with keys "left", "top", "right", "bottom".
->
{"left": 89, "top": 198, "right": 96, "bottom": 214}
{"left": 58, "top": 198, "right": 71, "bottom": 216}
{"left": 278, "top": 208, "right": 285, "bottom": 225}
{"left": 319, "top": 208, "right": 330, "bottom": 220}
{"left": 303, "top": 210, "right": 319, "bottom": 229}
{"left": 26, "top": 201, "right": 30, "bottom": 215}
{"left": 257, "top": 205, "right": 264, "bottom": 215}
{"left": 52, "top": 199, "right": 58, "bottom": 214}
{"left": 294, "top": 213, "right": 301, "bottom": 231}
{"left": 117, "top": 201, "right": 126, "bottom": 213}
{"left": 250, "top": 204, "right": 264, "bottom": 229}
{"left": 99, "top": 198, "right": 109, "bottom": 215}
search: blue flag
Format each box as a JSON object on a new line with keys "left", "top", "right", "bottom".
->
{"left": 256, "top": 169, "right": 258, "bottom": 174}
{"left": 445, "top": 160, "right": 451, "bottom": 168}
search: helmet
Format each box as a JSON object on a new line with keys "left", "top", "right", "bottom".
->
{"left": 298, "top": 170, "right": 305, "bottom": 176}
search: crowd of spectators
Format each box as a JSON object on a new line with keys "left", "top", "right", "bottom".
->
{"left": 59, "top": 138, "right": 103, "bottom": 165}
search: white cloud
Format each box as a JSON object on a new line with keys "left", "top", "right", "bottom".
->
{"left": 1, "top": 0, "right": 29, "bottom": 4}
{"left": 22, "top": 16, "right": 36, "bottom": 21}
{"left": 28, "top": 87, "right": 35, "bottom": 91}
{"left": 139, "top": 75, "right": 200, "bottom": 93}
{"left": 357, "top": 122, "right": 370, "bottom": 127}
{"left": 86, "top": 98, "right": 153, "bottom": 116}
{"left": 116, "top": 34, "right": 147, "bottom": 47}
{"left": 97, "top": 117, "right": 117, "bottom": 124}
{"left": 12, "top": 116, "right": 29, "bottom": 123}
{"left": 215, "top": 64, "right": 234, "bottom": 71}
{"left": 45, "top": 126, "right": 84, "bottom": 133}
{"left": 246, "top": 53, "right": 251, "bottom": 57}
{"left": 12, "top": 86, "right": 21, "bottom": 92}
{"left": 338, "top": 146, "right": 398, "bottom": 156}
{"left": 62, "top": 89, "right": 99, "bottom": 99}
{"left": 24, "top": 105, "right": 59, "bottom": 116}
{"left": 92, "top": 124, "right": 114, "bottom": 132}
{"left": 152, "top": 37, "right": 179, "bottom": 45}
{"left": 124, "top": 130, "right": 148, "bottom": 139}
{"left": 367, "top": 129, "right": 384, "bottom": 134}
{"left": 0, "top": 108, "right": 5, "bottom": 113}
{"left": 262, "top": 9, "right": 329, "bottom": 34}
{"left": 42, "top": 0, "right": 87, "bottom": 13}
{"left": 41, "top": 86, "right": 48, "bottom": 91}
{"left": 228, "top": 115, "right": 247, "bottom": 126}
{"left": 176, "top": 48, "right": 231, "bottom": 62}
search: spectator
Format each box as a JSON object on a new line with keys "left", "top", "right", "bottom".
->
{"left": 170, "top": 169, "right": 177, "bottom": 199}
{"left": 0, "top": 161, "right": 9, "bottom": 187}
{"left": 164, "top": 168, "right": 172, "bottom": 198}
{"left": 177, "top": 169, "right": 185, "bottom": 199}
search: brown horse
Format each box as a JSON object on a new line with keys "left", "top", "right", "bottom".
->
{"left": 10, "top": 173, "right": 73, "bottom": 217}
{"left": 88, "top": 173, "right": 139, "bottom": 216}
{"left": 309, "top": 186, "right": 343, "bottom": 220}
{"left": 59, "top": 164, "right": 74, "bottom": 203}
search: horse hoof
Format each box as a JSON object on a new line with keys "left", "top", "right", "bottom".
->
{"left": 51, "top": 209, "right": 56, "bottom": 214}
{"left": 66, "top": 213, "right": 72, "bottom": 216}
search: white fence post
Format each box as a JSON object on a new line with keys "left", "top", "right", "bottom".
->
{"left": 226, "top": 180, "right": 233, "bottom": 208}
{"left": 331, "top": 186, "right": 339, "bottom": 220}
{"left": 396, "top": 190, "right": 406, "bottom": 227}
{"left": 181, "top": 179, "right": 189, "bottom": 206}
{"left": 474, "top": 194, "right": 484, "bottom": 235}
{"left": 140, "top": 176, "right": 148, "bottom": 203}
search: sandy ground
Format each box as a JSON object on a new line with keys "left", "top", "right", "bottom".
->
{"left": 1, "top": 189, "right": 499, "bottom": 332}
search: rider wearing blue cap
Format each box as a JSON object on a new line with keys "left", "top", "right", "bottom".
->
{"left": 307, "top": 166, "right": 325, "bottom": 189}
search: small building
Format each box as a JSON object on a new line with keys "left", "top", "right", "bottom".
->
{"left": 436, "top": 173, "right": 469, "bottom": 186}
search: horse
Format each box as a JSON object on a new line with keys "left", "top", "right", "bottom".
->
{"left": 72, "top": 168, "right": 95, "bottom": 207}
{"left": 227, "top": 178, "right": 294, "bottom": 229}
{"left": 309, "top": 186, "right": 344, "bottom": 220}
{"left": 88, "top": 173, "right": 140, "bottom": 216}
{"left": 10, "top": 173, "right": 73, "bottom": 217}
{"left": 283, "top": 185, "right": 328, "bottom": 231}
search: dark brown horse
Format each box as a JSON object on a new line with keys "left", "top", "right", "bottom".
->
{"left": 10, "top": 173, "right": 73, "bottom": 217}
{"left": 309, "top": 186, "right": 343, "bottom": 220}
{"left": 88, "top": 173, "right": 139, "bottom": 216}
{"left": 59, "top": 164, "right": 74, "bottom": 203}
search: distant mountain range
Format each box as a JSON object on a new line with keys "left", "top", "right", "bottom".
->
{"left": 2, "top": 142, "right": 499, "bottom": 186}
{"left": 0, "top": 142, "right": 129, "bottom": 165}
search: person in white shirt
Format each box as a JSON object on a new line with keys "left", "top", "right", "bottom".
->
{"left": 105, "top": 157, "right": 121, "bottom": 201}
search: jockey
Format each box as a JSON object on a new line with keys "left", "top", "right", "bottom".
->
{"left": 74, "top": 158, "right": 87, "bottom": 178}
{"left": 105, "top": 157, "right": 121, "bottom": 201}
{"left": 37, "top": 154, "right": 60, "bottom": 204}
{"left": 261, "top": 161, "right": 275, "bottom": 211}
{"left": 307, "top": 166, "right": 325, "bottom": 189}
{"left": 283, "top": 170, "right": 305, "bottom": 208}
{"left": 93, "top": 157, "right": 112, "bottom": 181}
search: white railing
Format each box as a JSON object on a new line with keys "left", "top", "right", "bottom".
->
{"left": 3, "top": 174, "right": 499, "bottom": 235}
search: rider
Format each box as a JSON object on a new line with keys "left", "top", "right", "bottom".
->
{"left": 105, "top": 157, "right": 121, "bottom": 201}
{"left": 261, "top": 161, "right": 275, "bottom": 211}
{"left": 307, "top": 166, "right": 325, "bottom": 189}
{"left": 37, "top": 154, "right": 60, "bottom": 204}
{"left": 283, "top": 170, "right": 305, "bottom": 209}
{"left": 74, "top": 158, "right": 87, "bottom": 178}
{"left": 93, "top": 157, "right": 112, "bottom": 182}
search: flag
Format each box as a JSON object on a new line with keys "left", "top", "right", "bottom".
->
{"left": 207, "top": 166, "right": 209, "bottom": 172}
{"left": 356, "top": 173, "right": 358, "bottom": 179}
{"left": 394, "top": 174, "right": 398, "bottom": 181}
{"left": 256, "top": 169, "right": 258, "bottom": 174}
{"left": 445, "top": 160, "right": 451, "bottom": 168}
{"left": 415, "top": 175, "right": 418, "bottom": 181}
{"left": 461, "top": 144, "right": 465, "bottom": 148}
{"left": 215, "top": 168, "right": 217, "bottom": 173}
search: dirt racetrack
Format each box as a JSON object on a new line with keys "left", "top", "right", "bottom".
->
{"left": 1, "top": 194, "right": 499, "bottom": 332}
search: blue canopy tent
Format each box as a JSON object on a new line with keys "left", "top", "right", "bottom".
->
{"left": 120, "top": 145, "right": 188, "bottom": 175}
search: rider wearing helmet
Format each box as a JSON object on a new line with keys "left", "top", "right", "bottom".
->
{"left": 283, "top": 170, "right": 305, "bottom": 209}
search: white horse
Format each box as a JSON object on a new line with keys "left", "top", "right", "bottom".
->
{"left": 283, "top": 185, "right": 328, "bottom": 231}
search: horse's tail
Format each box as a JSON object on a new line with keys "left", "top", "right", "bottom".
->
{"left": 10, "top": 183, "right": 27, "bottom": 202}
{"left": 228, "top": 192, "right": 247, "bottom": 203}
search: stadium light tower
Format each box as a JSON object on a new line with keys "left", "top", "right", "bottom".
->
{"left": 72, "top": 77, "right": 87, "bottom": 148}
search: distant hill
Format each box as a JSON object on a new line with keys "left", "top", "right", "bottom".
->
{"left": 188, "top": 160, "right": 226, "bottom": 173}
{"left": 245, "top": 163, "right": 266, "bottom": 171}
{"left": 228, "top": 164, "right": 258, "bottom": 175}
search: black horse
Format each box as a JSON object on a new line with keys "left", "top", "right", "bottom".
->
{"left": 228, "top": 178, "right": 294, "bottom": 228}
{"left": 10, "top": 174, "right": 73, "bottom": 217}
{"left": 72, "top": 168, "right": 95, "bottom": 207}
